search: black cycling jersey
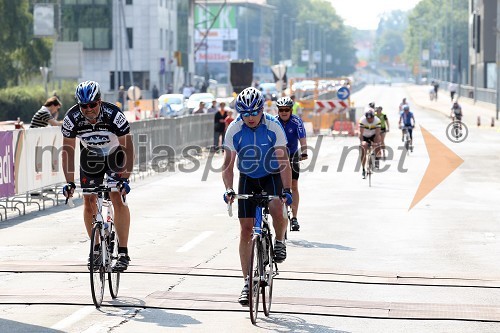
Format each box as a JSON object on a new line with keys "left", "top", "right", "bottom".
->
{"left": 62, "top": 101, "right": 130, "bottom": 156}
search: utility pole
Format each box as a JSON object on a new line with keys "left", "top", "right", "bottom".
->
{"left": 418, "top": 34, "right": 422, "bottom": 84}
{"left": 496, "top": 0, "right": 500, "bottom": 119}
{"left": 474, "top": 5, "right": 478, "bottom": 104}
{"left": 449, "top": 0, "right": 454, "bottom": 83}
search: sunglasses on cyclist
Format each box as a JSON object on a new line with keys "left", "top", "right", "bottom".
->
{"left": 241, "top": 109, "right": 261, "bottom": 117}
{"left": 79, "top": 101, "right": 99, "bottom": 110}
{"left": 278, "top": 108, "right": 291, "bottom": 113}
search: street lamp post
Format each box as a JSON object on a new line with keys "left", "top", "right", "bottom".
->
{"left": 496, "top": 0, "right": 500, "bottom": 119}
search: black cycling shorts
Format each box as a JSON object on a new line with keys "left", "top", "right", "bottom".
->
{"left": 237, "top": 173, "right": 283, "bottom": 218}
{"left": 290, "top": 152, "right": 300, "bottom": 180}
{"left": 362, "top": 135, "right": 376, "bottom": 143}
{"left": 80, "top": 147, "right": 125, "bottom": 188}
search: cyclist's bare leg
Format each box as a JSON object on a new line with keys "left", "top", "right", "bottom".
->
{"left": 360, "top": 141, "right": 368, "bottom": 168}
{"left": 269, "top": 199, "right": 287, "bottom": 241}
{"left": 238, "top": 217, "right": 253, "bottom": 277}
{"left": 380, "top": 133, "right": 386, "bottom": 159}
{"left": 110, "top": 192, "right": 130, "bottom": 247}
{"left": 291, "top": 179, "right": 299, "bottom": 218}
{"left": 83, "top": 194, "right": 98, "bottom": 238}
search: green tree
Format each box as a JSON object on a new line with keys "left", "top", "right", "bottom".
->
{"left": 267, "top": 0, "right": 357, "bottom": 76}
{"left": 404, "top": 0, "right": 468, "bottom": 81}
{"left": 0, "top": 0, "right": 52, "bottom": 88}
{"left": 375, "top": 10, "right": 407, "bottom": 63}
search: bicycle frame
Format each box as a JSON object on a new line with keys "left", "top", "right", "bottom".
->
{"left": 228, "top": 193, "right": 280, "bottom": 324}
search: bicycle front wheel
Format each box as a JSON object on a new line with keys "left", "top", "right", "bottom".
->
{"left": 262, "top": 235, "right": 274, "bottom": 317}
{"left": 108, "top": 228, "right": 120, "bottom": 299}
{"left": 90, "top": 225, "right": 105, "bottom": 308}
{"left": 367, "top": 155, "right": 372, "bottom": 187}
{"left": 248, "top": 236, "right": 261, "bottom": 325}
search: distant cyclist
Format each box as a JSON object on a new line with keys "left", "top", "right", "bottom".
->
{"left": 276, "top": 96, "right": 307, "bottom": 231}
{"left": 450, "top": 101, "right": 463, "bottom": 122}
{"left": 399, "top": 98, "right": 408, "bottom": 112}
{"left": 399, "top": 104, "right": 416, "bottom": 147}
{"left": 359, "top": 109, "right": 381, "bottom": 178}
{"left": 222, "top": 87, "right": 292, "bottom": 306}
{"left": 374, "top": 106, "right": 389, "bottom": 160}
{"left": 61, "top": 81, "right": 134, "bottom": 272}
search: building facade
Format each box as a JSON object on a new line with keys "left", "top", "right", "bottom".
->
{"left": 59, "top": 0, "right": 195, "bottom": 98}
{"left": 469, "top": 0, "right": 498, "bottom": 89}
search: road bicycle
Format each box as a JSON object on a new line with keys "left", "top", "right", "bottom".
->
{"left": 364, "top": 143, "right": 375, "bottom": 187}
{"left": 401, "top": 126, "right": 413, "bottom": 154}
{"left": 228, "top": 193, "right": 280, "bottom": 325}
{"left": 451, "top": 116, "right": 463, "bottom": 139}
{"left": 68, "top": 183, "right": 125, "bottom": 308}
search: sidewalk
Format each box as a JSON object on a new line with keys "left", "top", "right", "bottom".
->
{"left": 405, "top": 85, "right": 498, "bottom": 128}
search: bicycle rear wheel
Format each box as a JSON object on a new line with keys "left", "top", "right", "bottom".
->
{"left": 367, "top": 154, "right": 372, "bottom": 187}
{"left": 262, "top": 234, "right": 274, "bottom": 317}
{"left": 248, "top": 236, "right": 261, "bottom": 325}
{"left": 90, "top": 225, "right": 105, "bottom": 308}
{"left": 108, "top": 228, "right": 120, "bottom": 299}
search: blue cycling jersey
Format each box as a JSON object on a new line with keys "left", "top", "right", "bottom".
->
{"left": 400, "top": 111, "right": 414, "bottom": 126}
{"left": 276, "top": 114, "right": 306, "bottom": 155}
{"left": 224, "top": 113, "right": 288, "bottom": 178}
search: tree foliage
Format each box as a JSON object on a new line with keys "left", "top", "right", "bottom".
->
{"left": 375, "top": 10, "right": 407, "bottom": 63}
{"left": 404, "top": 0, "right": 468, "bottom": 79}
{"left": 267, "top": 0, "right": 357, "bottom": 76}
{"left": 0, "top": 0, "right": 52, "bottom": 88}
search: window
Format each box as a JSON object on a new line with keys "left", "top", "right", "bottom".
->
{"left": 126, "top": 28, "right": 133, "bottom": 49}
{"left": 61, "top": 0, "right": 112, "bottom": 49}
{"left": 126, "top": 0, "right": 132, "bottom": 4}
{"left": 160, "top": 29, "right": 163, "bottom": 49}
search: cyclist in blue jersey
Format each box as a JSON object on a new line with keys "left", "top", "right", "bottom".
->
{"left": 398, "top": 104, "right": 415, "bottom": 147}
{"left": 276, "top": 96, "right": 307, "bottom": 231}
{"left": 222, "top": 87, "right": 292, "bottom": 306}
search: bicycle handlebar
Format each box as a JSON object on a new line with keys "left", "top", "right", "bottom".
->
{"left": 65, "top": 185, "right": 128, "bottom": 208}
{"left": 227, "top": 194, "right": 282, "bottom": 217}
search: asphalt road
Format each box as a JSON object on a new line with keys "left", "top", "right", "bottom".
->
{"left": 1, "top": 84, "right": 500, "bottom": 332}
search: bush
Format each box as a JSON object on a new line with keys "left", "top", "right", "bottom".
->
{"left": 0, "top": 81, "right": 78, "bottom": 122}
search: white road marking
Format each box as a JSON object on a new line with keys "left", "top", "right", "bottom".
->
{"left": 176, "top": 231, "right": 214, "bottom": 252}
{"left": 81, "top": 324, "right": 107, "bottom": 333}
{"left": 50, "top": 306, "right": 95, "bottom": 330}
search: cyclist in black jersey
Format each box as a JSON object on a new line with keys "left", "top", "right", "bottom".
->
{"left": 61, "top": 81, "right": 134, "bottom": 272}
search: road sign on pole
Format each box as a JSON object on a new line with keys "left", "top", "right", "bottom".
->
{"left": 337, "top": 87, "right": 350, "bottom": 100}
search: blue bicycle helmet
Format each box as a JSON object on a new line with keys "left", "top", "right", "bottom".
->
{"left": 402, "top": 104, "right": 410, "bottom": 111}
{"left": 235, "top": 87, "right": 265, "bottom": 113}
{"left": 276, "top": 96, "right": 294, "bottom": 107}
{"left": 75, "top": 81, "right": 101, "bottom": 104}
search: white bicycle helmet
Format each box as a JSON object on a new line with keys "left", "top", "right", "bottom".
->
{"left": 276, "top": 96, "right": 294, "bottom": 107}
{"left": 235, "top": 87, "right": 265, "bottom": 113}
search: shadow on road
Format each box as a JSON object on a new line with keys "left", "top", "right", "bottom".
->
{"left": 287, "top": 239, "right": 355, "bottom": 251}
{"left": 0, "top": 319, "right": 64, "bottom": 333}
{"left": 130, "top": 308, "right": 202, "bottom": 328}
{"left": 258, "top": 314, "right": 351, "bottom": 332}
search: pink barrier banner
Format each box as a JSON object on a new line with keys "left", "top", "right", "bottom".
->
{"left": 0, "top": 131, "right": 14, "bottom": 198}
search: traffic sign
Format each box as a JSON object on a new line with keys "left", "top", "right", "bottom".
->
{"left": 337, "top": 87, "right": 350, "bottom": 100}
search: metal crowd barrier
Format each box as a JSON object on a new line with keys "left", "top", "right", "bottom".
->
{"left": 0, "top": 114, "right": 213, "bottom": 221}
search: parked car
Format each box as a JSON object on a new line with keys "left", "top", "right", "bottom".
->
{"left": 158, "top": 94, "right": 187, "bottom": 117}
{"left": 258, "top": 82, "right": 278, "bottom": 100}
{"left": 186, "top": 92, "right": 215, "bottom": 113}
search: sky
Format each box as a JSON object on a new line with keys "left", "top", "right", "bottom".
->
{"left": 328, "top": 0, "right": 422, "bottom": 30}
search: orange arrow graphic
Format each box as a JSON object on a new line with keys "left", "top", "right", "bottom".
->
{"left": 409, "top": 126, "right": 464, "bottom": 210}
